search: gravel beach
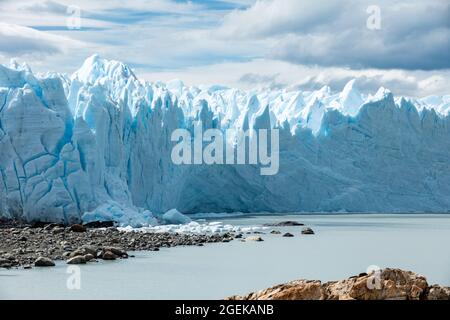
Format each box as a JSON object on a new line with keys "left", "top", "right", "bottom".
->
{"left": 0, "top": 220, "right": 234, "bottom": 269}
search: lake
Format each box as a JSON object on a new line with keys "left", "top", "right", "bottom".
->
{"left": 1, "top": 214, "right": 449, "bottom": 299}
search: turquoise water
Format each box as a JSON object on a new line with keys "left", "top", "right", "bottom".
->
{"left": 1, "top": 214, "right": 450, "bottom": 299}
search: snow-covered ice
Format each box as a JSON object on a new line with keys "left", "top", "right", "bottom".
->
{"left": 1, "top": 55, "right": 450, "bottom": 226}
{"left": 119, "top": 221, "right": 268, "bottom": 235}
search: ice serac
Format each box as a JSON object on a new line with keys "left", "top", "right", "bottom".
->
{"left": 1, "top": 55, "right": 450, "bottom": 226}
{"left": 338, "top": 79, "right": 364, "bottom": 116}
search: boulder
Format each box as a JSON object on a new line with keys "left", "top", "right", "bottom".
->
{"left": 426, "top": 285, "right": 450, "bottom": 300}
{"left": 69, "top": 246, "right": 99, "bottom": 258}
{"left": 245, "top": 236, "right": 264, "bottom": 242}
{"left": 67, "top": 256, "right": 86, "bottom": 264}
{"left": 301, "top": 227, "right": 315, "bottom": 235}
{"left": 70, "top": 224, "right": 86, "bottom": 232}
{"left": 228, "top": 269, "right": 444, "bottom": 300}
{"left": 0, "top": 258, "right": 12, "bottom": 268}
{"left": 34, "top": 257, "right": 55, "bottom": 267}
{"left": 81, "top": 245, "right": 98, "bottom": 258}
{"left": 102, "top": 246, "right": 127, "bottom": 257}
{"left": 228, "top": 280, "right": 323, "bottom": 300}
{"left": 83, "top": 221, "right": 115, "bottom": 228}
{"left": 102, "top": 251, "right": 118, "bottom": 260}
{"left": 69, "top": 249, "right": 86, "bottom": 258}
{"left": 84, "top": 254, "right": 95, "bottom": 262}
{"left": 264, "top": 221, "right": 304, "bottom": 227}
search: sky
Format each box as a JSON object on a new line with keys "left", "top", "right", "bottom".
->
{"left": 0, "top": 0, "right": 449, "bottom": 97}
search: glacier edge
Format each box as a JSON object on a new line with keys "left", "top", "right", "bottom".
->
{"left": 0, "top": 55, "right": 450, "bottom": 226}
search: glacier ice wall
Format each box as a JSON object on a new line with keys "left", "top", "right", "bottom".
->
{"left": 1, "top": 55, "right": 450, "bottom": 224}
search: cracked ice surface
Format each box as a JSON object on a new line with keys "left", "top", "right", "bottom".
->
{"left": 1, "top": 55, "right": 450, "bottom": 226}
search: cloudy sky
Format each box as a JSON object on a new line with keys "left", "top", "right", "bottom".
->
{"left": 0, "top": 0, "right": 449, "bottom": 96}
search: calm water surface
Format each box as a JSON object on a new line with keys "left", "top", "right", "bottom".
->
{"left": 1, "top": 214, "right": 449, "bottom": 299}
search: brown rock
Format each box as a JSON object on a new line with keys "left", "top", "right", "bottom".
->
{"left": 102, "top": 246, "right": 127, "bottom": 257}
{"left": 70, "top": 224, "right": 86, "bottom": 232}
{"left": 228, "top": 280, "right": 323, "bottom": 300}
{"left": 427, "top": 285, "right": 450, "bottom": 300}
{"left": 228, "top": 268, "right": 444, "bottom": 300}
{"left": 102, "top": 251, "right": 118, "bottom": 260}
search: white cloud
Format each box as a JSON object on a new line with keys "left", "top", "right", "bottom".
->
{"left": 219, "top": 0, "right": 343, "bottom": 38}
{"left": 0, "top": 23, "right": 84, "bottom": 56}
{"left": 218, "top": 0, "right": 450, "bottom": 70}
{"left": 139, "top": 59, "right": 450, "bottom": 97}
{"left": 0, "top": 0, "right": 447, "bottom": 97}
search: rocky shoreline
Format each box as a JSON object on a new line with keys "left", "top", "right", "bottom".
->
{"left": 0, "top": 219, "right": 315, "bottom": 269}
{"left": 2, "top": 219, "right": 449, "bottom": 300}
{"left": 0, "top": 221, "right": 233, "bottom": 269}
{"left": 227, "top": 268, "right": 450, "bottom": 300}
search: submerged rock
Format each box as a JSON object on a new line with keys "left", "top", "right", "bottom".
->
{"left": 264, "top": 221, "right": 304, "bottom": 227}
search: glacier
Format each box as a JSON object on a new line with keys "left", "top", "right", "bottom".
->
{"left": 1, "top": 54, "right": 450, "bottom": 226}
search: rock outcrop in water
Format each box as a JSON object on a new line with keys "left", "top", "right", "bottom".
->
{"left": 227, "top": 268, "right": 450, "bottom": 300}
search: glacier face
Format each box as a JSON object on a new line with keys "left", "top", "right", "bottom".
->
{"left": 1, "top": 54, "right": 450, "bottom": 225}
